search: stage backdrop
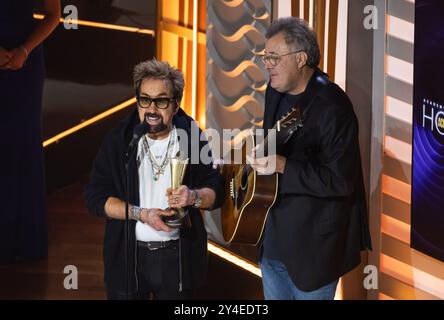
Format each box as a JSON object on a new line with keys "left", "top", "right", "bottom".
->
{"left": 411, "top": 0, "right": 444, "bottom": 262}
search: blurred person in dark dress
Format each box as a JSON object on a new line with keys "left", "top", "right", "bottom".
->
{"left": 0, "top": 0, "right": 60, "bottom": 263}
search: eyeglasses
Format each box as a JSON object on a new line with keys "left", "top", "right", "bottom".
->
{"left": 137, "top": 96, "right": 176, "bottom": 109}
{"left": 260, "top": 50, "right": 304, "bottom": 67}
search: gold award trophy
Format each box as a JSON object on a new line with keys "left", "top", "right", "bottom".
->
{"left": 163, "top": 156, "right": 190, "bottom": 228}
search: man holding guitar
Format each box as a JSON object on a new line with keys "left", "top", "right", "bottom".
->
{"left": 250, "top": 17, "right": 372, "bottom": 300}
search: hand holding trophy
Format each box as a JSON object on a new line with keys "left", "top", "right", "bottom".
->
{"left": 163, "top": 156, "right": 191, "bottom": 228}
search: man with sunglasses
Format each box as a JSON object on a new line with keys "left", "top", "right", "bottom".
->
{"left": 85, "top": 59, "right": 223, "bottom": 299}
{"left": 250, "top": 17, "right": 372, "bottom": 299}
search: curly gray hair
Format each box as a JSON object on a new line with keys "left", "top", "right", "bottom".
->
{"left": 266, "top": 17, "right": 320, "bottom": 68}
{"left": 133, "top": 59, "right": 185, "bottom": 103}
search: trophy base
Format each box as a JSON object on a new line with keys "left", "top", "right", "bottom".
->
{"left": 162, "top": 208, "right": 191, "bottom": 229}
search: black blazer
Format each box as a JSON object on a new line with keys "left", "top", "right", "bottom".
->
{"left": 261, "top": 68, "right": 372, "bottom": 292}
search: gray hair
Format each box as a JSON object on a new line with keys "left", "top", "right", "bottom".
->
{"left": 133, "top": 59, "right": 185, "bottom": 103}
{"left": 265, "top": 17, "right": 320, "bottom": 68}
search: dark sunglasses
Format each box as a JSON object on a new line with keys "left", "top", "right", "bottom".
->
{"left": 137, "top": 96, "right": 176, "bottom": 109}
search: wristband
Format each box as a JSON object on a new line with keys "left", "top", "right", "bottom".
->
{"left": 130, "top": 205, "right": 142, "bottom": 221}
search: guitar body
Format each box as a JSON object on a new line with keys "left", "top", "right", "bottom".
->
{"left": 221, "top": 136, "right": 279, "bottom": 245}
{"left": 220, "top": 106, "right": 302, "bottom": 246}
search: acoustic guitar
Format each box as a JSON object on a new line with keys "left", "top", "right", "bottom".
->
{"left": 221, "top": 106, "right": 303, "bottom": 245}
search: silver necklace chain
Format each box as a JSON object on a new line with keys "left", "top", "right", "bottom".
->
{"left": 141, "top": 128, "right": 176, "bottom": 181}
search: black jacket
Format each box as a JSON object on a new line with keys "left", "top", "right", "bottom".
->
{"left": 85, "top": 108, "right": 224, "bottom": 293}
{"left": 261, "top": 68, "right": 372, "bottom": 292}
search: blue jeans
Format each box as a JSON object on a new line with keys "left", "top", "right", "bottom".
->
{"left": 260, "top": 257, "right": 338, "bottom": 300}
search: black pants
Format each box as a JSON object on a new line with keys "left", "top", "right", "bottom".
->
{"left": 107, "top": 244, "right": 192, "bottom": 300}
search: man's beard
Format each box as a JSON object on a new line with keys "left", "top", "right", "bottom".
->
{"left": 145, "top": 113, "right": 167, "bottom": 133}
